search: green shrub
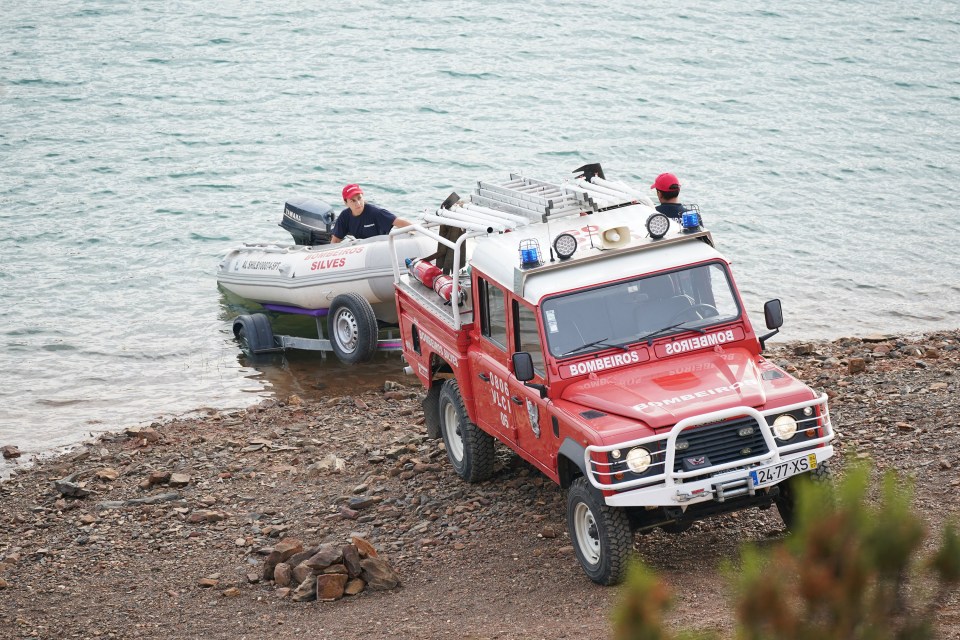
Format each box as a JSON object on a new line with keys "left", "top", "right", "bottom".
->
{"left": 612, "top": 462, "right": 960, "bottom": 640}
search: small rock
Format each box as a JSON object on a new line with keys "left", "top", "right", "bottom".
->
{"left": 316, "top": 574, "right": 348, "bottom": 601}
{"left": 304, "top": 545, "right": 342, "bottom": 570}
{"left": 273, "top": 563, "right": 292, "bottom": 588}
{"left": 0, "top": 578, "right": 8, "bottom": 589}
{"left": 1, "top": 445, "right": 21, "bottom": 459}
{"left": 54, "top": 480, "right": 91, "bottom": 498}
{"left": 147, "top": 471, "right": 171, "bottom": 486}
{"left": 939, "top": 458, "right": 953, "bottom": 471}
{"left": 197, "top": 578, "right": 219, "bottom": 588}
{"left": 343, "top": 577, "right": 365, "bottom": 596}
{"left": 359, "top": 557, "right": 400, "bottom": 590}
{"left": 348, "top": 496, "right": 381, "bottom": 510}
{"left": 847, "top": 358, "right": 867, "bottom": 374}
{"left": 168, "top": 473, "right": 191, "bottom": 487}
{"left": 222, "top": 587, "right": 241, "bottom": 598}
{"left": 291, "top": 576, "right": 316, "bottom": 602}
{"left": 352, "top": 536, "right": 379, "bottom": 558}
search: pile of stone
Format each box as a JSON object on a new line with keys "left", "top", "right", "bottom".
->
{"left": 262, "top": 536, "right": 400, "bottom": 602}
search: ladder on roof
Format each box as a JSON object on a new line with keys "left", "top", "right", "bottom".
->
{"left": 422, "top": 168, "right": 652, "bottom": 233}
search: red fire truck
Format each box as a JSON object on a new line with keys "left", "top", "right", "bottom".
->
{"left": 388, "top": 165, "right": 835, "bottom": 585}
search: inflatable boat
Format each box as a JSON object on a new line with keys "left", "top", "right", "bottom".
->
{"left": 217, "top": 197, "right": 432, "bottom": 322}
{"left": 217, "top": 197, "right": 433, "bottom": 363}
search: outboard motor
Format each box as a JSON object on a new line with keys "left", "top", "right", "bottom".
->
{"left": 279, "top": 196, "right": 336, "bottom": 245}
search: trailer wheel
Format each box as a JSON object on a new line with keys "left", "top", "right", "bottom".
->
{"left": 567, "top": 477, "right": 633, "bottom": 585}
{"left": 423, "top": 384, "right": 442, "bottom": 439}
{"left": 438, "top": 379, "right": 495, "bottom": 482}
{"left": 775, "top": 461, "right": 834, "bottom": 530}
{"left": 327, "top": 293, "right": 378, "bottom": 364}
{"left": 233, "top": 314, "right": 276, "bottom": 357}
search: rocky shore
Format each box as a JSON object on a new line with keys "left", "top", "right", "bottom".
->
{"left": 1, "top": 331, "right": 958, "bottom": 640}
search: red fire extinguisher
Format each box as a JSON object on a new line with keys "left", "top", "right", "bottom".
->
{"left": 406, "top": 258, "right": 442, "bottom": 288}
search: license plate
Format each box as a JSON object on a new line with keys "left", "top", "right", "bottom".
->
{"left": 750, "top": 453, "right": 817, "bottom": 487}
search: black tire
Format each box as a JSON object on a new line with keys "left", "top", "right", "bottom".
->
{"left": 567, "top": 477, "right": 633, "bottom": 585}
{"left": 660, "top": 520, "right": 693, "bottom": 534}
{"left": 438, "top": 379, "right": 495, "bottom": 482}
{"left": 423, "top": 384, "right": 442, "bottom": 440}
{"left": 233, "top": 313, "right": 276, "bottom": 356}
{"left": 775, "top": 460, "right": 834, "bottom": 530}
{"left": 327, "top": 293, "right": 378, "bottom": 364}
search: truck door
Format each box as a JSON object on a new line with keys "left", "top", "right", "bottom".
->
{"left": 468, "top": 277, "right": 517, "bottom": 444}
{"left": 507, "top": 299, "right": 553, "bottom": 472}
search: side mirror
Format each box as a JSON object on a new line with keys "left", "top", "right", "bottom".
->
{"left": 764, "top": 299, "right": 783, "bottom": 330}
{"left": 512, "top": 352, "right": 547, "bottom": 399}
{"left": 758, "top": 299, "right": 783, "bottom": 351}
{"left": 512, "top": 352, "right": 535, "bottom": 382}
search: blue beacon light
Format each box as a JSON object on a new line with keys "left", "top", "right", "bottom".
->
{"left": 681, "top": 211, "right": 702, "bottom": 231}
{"left": 518, "top": 239, "right": 542, "bottom": 269}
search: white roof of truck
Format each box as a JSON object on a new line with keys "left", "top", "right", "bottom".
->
{"left": 469, "top": 204, "right": 726, "bottom": 305}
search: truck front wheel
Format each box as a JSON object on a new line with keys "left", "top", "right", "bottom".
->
{"left": 438, "top": 379, "right": 495, "bottom": 482}
{"left": 567, "top": 477, "right": 633, "bottom": 585}
{"left": 775, "top": 461, "right": 834, "bottom": 529}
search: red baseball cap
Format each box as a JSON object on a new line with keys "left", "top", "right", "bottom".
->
{"left": 651, "top": 173, "right": 681, "bottom": 191}
{"left": 342, "top": 183, "right": 363, "bottom": 200}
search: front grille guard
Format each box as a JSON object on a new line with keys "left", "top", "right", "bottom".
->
{"left": 584, "top": 394, "right": 833, "bottom": 492}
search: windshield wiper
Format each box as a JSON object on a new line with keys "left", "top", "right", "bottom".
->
{"left": 638, "top": 321, "right": 708, "bottom": 346}
{"left": 558, "top": 337, "right": 630, "bottom": 358}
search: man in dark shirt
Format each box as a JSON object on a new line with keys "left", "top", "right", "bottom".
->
{"left": 651, "top": 172, "right": 685, "bottom": 220}
{"left": 331, "top": 183, "right": 411, "bottom": 243}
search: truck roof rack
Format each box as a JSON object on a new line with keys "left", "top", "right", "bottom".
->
{"left": 422, "top": 167, "right": 653, "bottom": 233}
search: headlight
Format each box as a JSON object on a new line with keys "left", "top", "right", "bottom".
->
{"left": 772, "top": 414, "right": 798, "bottom": 440}
{"left": 625, "top": 447, "right": 652, "bottom": 474}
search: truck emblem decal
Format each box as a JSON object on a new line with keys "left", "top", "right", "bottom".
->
{"left": 664, "top": 329, "right": 736, "bottom": 355}
{"left": 634, "top": 380, "right": 759, "bottom": 411}
{"left": 566, "top": 350, "right": 642, "bottom": 376}
{"left": 526, "top": 400, "right": 540, "bottom": 438}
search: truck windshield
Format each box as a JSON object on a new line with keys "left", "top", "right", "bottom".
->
{"left": 541, "top": 262, "right": 741, "bottom": 358}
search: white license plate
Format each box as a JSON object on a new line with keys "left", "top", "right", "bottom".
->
{"left": 750, "top": 453, "right": 817, "bottom": 487}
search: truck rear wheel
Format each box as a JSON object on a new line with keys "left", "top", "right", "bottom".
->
{"left": 775, "top": 461, "right": 834, "bottom": 529}
{"left": 438, "top": 379, "right": 495, "bottom": 482}
{"left": 567, "top": 477, "right": 633, "bottom": 585}
{"left": 327, "top": 293, "right": 378, "bottom": 364}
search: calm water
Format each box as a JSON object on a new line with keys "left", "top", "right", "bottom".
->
{"left": 2, "top": 1, "right": 959, "bottom": 466}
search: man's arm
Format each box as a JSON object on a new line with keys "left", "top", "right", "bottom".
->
{"left": 392, "top": 218, "right": 412, "bottom": 229}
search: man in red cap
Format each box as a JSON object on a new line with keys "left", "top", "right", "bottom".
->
{"left": 650, "top": 172, "right": 685, "bottom": 220}
{"left": 331, "top": 183, "right": 411, "bottom": 243}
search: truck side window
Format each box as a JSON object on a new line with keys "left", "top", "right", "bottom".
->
{"left": 478, "top": 278, "right": 507, "bottom": 349}
{"left": 513, "top": 301, "right": 545, "bottom": 377}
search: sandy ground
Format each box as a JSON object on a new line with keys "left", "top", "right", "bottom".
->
{"left": 1, "top": 330, "right": 958, "bottom": 639}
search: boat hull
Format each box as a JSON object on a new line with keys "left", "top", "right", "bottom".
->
{"left": 216, "top": 235, "right": 434, "bottom": 323}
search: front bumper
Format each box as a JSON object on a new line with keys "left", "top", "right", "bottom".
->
{"left": 584, "top": 394, "right": 835, "bottom": 508}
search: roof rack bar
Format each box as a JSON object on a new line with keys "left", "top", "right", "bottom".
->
{"left": 422, "top": 212, "right": 503, "bottom": 233}
{"left": 444, "top": 204, "right": 519, "bottom": 229}
{"left": 477, "top": 181, "right": 554, "bottom": 207}
{"left": 461, "top": 202, "right": 531, "bottom": 224}
{"left": 470, "top": 194, "right": 545, "bottom": 219}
